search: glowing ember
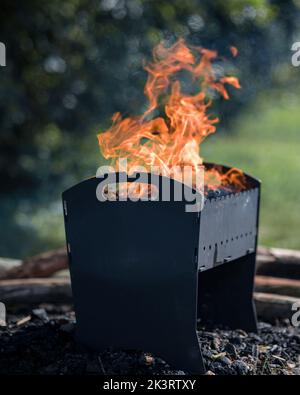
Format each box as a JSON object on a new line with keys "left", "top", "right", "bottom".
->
{"left": 97, "top": 39, "right": 245, "bottom": 193}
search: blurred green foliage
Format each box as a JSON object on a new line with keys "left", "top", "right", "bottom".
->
{"left": 204, "top": 93, "right": 300, "bottom": 250}
{"left": 0, "top": 0, "right": 300, "bottom": 257}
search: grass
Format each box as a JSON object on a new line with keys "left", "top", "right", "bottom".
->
{"left": 202, "top": 95, "right": 300, "bottom": 249}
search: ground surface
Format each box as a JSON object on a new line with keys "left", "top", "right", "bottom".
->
{"left": 0, "top": 304, "right": 299, "bottom": 375}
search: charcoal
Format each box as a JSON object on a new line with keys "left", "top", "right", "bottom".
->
{"left": 59, "top": 322, "right": 75, "bottom": 333}
{"left": 205, "top": 187, "right": 234, "bottom": 199}
{"left": 224, "top": 342, "right": 238, "bottom": 358}
{"left": 0, "top": 304, "right": 299, "bottom": 375}
{"left": 32, "top": 308, "right": 49, "bottom": 323}
{"left": 229, "top": 336, "right": 243, "bottom": 345}
{"left": 232, "top": 360, "right": 250, "bottom": 375}
{"left": 220, "top": 356, "right": 232, "bottom": 366}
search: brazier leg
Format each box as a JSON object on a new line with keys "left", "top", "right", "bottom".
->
{"left": 156, "top": 332, "right": 204, "bottom": 374}
{"left": 197, "top": 253, "right": 258, "bottom": 332}
{"left": 76, "top": 324, "right": 204, "bottom": 374}
{"left": 73, "top": 268, "right": 206, "bottom": 374}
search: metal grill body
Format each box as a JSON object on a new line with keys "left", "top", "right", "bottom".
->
{"left": 62, "top": 164, "right": 260, "bottom": 374}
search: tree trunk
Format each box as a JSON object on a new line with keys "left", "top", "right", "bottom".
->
{"left": 255, "top": 275, "right": 300, "bottom": 298}
{"left": 1, "top": 248, "right": 68, "bottom": 280}
{"left": 1, "top": 277, "right": 299, "bottom": 323}
{"left": 254, "top": 292, "right": 300, "bottom": 323}
{"left": 1, "top": 245, "right": 300, "bottom": 280}
{"left": 0, "top": 278, "right": 72, "bottom": 306}
{"left": 256, "top": 246, "right": 300, "bottom": 279}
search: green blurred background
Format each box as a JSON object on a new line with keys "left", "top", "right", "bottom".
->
{"left": 0, "top": 0, "right": 300, "bottom": 258}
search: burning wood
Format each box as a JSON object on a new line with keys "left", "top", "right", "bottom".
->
{"left": 97, "top": 39, "right": 245, "bottom": 195}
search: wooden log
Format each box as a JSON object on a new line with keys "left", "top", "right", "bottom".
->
{"left": 0, "top": 278, "right": 298, "bottom": 323}
{"left": 0, "top": 258, "right": 22, "bottom": 279}
{"left": 1, "top": 245, "right": 300, "bottom": 280}
{"left": 2, "top": 247, "right": 68, "bottom": 280}
{"left": 254, "top": 292, "right": 300, "bottom": 322}
{"left": 255, "top": 275, "right": 300, "bottom": 298}
{"left": 256, "top": 246, "right": 300, "bottom": 279}
{"left": 0, "top": 278, "right": 72, "bottom": 306}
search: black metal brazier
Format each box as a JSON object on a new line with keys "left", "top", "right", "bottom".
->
{"left": 62, "top": 163, "right": 260, "bottom": 373}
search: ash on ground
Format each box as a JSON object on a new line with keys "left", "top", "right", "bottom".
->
{"left": 0, "top": 304, "right": 299, "bottom": 375}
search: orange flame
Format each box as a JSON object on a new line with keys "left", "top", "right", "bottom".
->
{"left": 97, "top": 39, "right": 245, "bottom": 193}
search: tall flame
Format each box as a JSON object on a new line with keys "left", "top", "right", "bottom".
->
{"left": 98, "top": 39, "right": 245, "bottom": 192}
